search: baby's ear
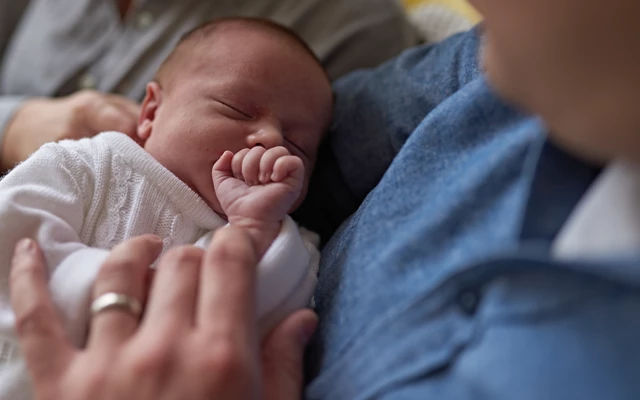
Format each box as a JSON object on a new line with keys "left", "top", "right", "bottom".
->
{"left": 137, "top": 81, "right": 163, "bottom": 143}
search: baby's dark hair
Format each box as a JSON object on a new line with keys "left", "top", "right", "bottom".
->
{"left": 154, "top": 17, "right": 328, "bottom": 86}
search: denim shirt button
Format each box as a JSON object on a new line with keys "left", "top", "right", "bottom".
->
{"left": 457, "top": 289, "right": 480, "bottom": 315}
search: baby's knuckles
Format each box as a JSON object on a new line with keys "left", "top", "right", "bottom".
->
{"left": 242, "top": 146, "right": 267, "bottom": 185}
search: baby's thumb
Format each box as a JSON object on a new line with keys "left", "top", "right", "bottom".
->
{"left": 211, "top": 151, "right": 234, "bottom": 188}
{"left": 261, "top": 309, "right": 318, "bottom": 400}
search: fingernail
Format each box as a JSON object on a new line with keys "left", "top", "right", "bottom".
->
{"left": 149, "top": 235, "right": 162, "bottom": 243}
{"left": 149, "top": 235, "right": 164, "bottom": 249}
{"left": 15, "top": 238, "right": 35, "bottom": 254}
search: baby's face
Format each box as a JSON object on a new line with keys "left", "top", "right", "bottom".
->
{"left": 140, "top": 26, "right": 332, "bottom": 215}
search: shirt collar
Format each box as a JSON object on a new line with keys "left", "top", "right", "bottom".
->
{"left": 553, "top": 159, "right": 640, "bottom": 259}
{"left": 519, "top": 140, "right": 600, "bottom": 245}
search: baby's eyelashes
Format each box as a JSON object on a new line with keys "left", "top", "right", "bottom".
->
{"left": 215, "top": 99, "right": 253, "bottom": 120}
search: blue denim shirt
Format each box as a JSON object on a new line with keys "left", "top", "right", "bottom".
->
{"left": 301, "top": 29, "right": 640, "bottom": 399}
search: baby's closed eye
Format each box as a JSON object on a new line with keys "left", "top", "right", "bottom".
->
{"left": 213, "top": 99, "right": 253, "bottom": 120}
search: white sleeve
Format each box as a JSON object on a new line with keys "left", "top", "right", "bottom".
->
{"left": 255, "top": 216, "right": 319, "bottom": 337}
{"left": 194, "top": 216, "right": 320, "bottom": 338}
{"left": 0, "top": 144, "right": 106, "bottom": 398}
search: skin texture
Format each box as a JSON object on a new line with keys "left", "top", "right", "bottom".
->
{"left": 471, "top": 0, "right": 640, "bottom": 163}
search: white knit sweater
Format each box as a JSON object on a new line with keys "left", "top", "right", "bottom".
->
{"left": 0, "top": 131, "right": 318, "bottom": 399}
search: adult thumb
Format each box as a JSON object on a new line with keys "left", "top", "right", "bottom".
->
{"left": 261, "top": 309, "right": 318, "bottom": 400}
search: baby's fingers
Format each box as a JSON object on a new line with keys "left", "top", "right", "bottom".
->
{"left": 242, "top": 146, "right": 266, "bottom": 185}
{"left": 259, "top": 146, "right": 289, "bottom": 184}
{"left": 231, "top": 148, "right": 251, "bottom": 181}
{"left": 272, "top": 155, "right": 304, "bottom": 184}
{"left": 212, "top": 151, "right": 234, "bottom": 190}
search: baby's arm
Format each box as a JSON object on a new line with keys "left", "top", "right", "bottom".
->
{"left": 194, "top": 217, "right": 320, "bottom": 338}
{"left": 0, "top": 145, "right": 107, "bottom": 344}
{"left": 211, "top": 146, "right": 304, "bottom": 256}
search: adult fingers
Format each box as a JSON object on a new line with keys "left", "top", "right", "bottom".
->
{"left": 91, "top": 102, "right": 138, "bottom": 136}
{"left": 142, "top": 245, "right": 202, "bottom": 331}
{"left": 87, "top": 235, "right": 162, "bottom": 350}
{"left": 76, "top": 91, "right": 138, "bottom": 137}
{"left": 197, "top": 226, "right": 258, "bottom": 342}
{"left": 104, "top": 93, "right": 141, "bottom": 117}
{"left": 262, "top": 309, "right": 318, "bottom": 400}
{"left": 10, "top": 238, "right": 73, "bottom": 383}
{"left": 103, "top": 95, "right": 141, "bottom": 139}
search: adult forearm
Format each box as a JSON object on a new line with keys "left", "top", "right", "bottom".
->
{"left": 0, "top": 92, "right": 140, "bottom": 172}
{"left": 0, "top": 96, "right": 27, "bottom": 172}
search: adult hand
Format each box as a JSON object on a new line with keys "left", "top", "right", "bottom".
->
{"left": 9, "top": 228, "right": 317, "bottom": 400}
{"left": 1, "top": 90, "right": 140, "bottom": 171}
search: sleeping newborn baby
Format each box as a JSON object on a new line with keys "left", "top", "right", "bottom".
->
{"left": 0, "top": 17, "right": 332, "bottom": 398}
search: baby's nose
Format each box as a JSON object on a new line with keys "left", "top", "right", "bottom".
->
{"left": 247, "top": 125, "right": 283, "bottom": 149}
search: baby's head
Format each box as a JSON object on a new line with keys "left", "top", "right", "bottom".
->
{"left": 137, "top": 17, "right": 333, "bottom": 214}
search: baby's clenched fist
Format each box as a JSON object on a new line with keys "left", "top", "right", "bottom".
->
{"left": 211, "top": 146, "right": 305, "bottom": 254}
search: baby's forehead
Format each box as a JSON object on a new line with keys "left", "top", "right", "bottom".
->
{"left": 159, "top": 18, "right": 333, "bottom": 119}
{"left": 180, "top": 19, "right": 319, "bottom": 63}
{"left": 167, "top": 18, "right": 329, "bottom": 72}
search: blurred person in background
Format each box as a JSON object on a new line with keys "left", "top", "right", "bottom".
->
{"left": 0, "top": 0, "right": 418, "bottom": 172}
